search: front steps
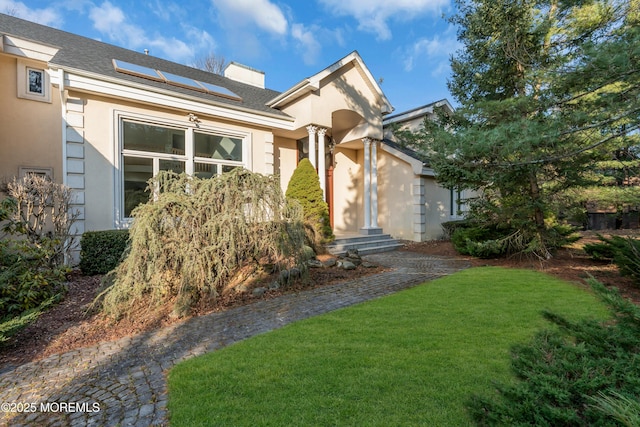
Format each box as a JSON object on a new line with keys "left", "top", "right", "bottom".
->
{"left": 326, "top": 233, "right": 403, "bottom": 256}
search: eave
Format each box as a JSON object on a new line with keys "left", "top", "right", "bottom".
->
{"left": 50, "top": 64, "right": 296, "bottom": 130}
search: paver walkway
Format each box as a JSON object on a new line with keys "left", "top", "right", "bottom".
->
{"left": 0, "top": 251, "right": 470, "bottom": 427}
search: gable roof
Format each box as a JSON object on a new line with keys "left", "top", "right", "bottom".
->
{"left": 266, "top": 51, "right": 394, "bottom": 114}
{"left": 383, "top": 98, "right": 453, "bottom": 126}
{"left": 0, "top": 13, "right": 289, "bottom": 120}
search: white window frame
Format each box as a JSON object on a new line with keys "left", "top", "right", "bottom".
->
{"left": 114, "top": 111, "right": 251, "bottom": 223}
{"left": 16, "top": 59, "right": 51, "bottom": 103}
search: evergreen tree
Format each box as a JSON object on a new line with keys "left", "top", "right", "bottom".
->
{"left": 285, "top": 159, "right": 333, "bottom": 244}
{"left": 410, "top": 0, "right": 639, "bottom": 257}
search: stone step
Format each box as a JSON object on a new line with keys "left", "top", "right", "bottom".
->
{"left": 326, "top": 234, "right": 403, "bottom": 256}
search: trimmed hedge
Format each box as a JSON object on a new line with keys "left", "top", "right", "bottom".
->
{"left": 80, "top": 230, "right": 129, "bottom": 275}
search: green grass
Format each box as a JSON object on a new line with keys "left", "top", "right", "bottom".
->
{"left": 167, "top": 267, "right": 610, "bottom": 426}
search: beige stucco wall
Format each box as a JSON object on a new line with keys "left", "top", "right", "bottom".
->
{"left": 332, "top": 146, "right": 361, "bottom": 233}
{"left": 67, "top": 90, "right": 276, "bottom": 232}
{"left": 279, "top": 63, "right": 384, "bottom": 140}
{"left": 274, "top": 136, "right": 297, "bottom": 194}
{"left": 424, "top": 178, "right": 451, "bottom": 240}
{"left": 0, "top": 55, "right": 62, "bottom": 185}
{"left": 377, "top": 149, "right": 415, "bottom": 239}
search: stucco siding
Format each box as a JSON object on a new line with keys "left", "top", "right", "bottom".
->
{"left": 332, "top": 146, "right": 360, "bottom": 233}
{"left": 0, "top": 55, "right": 62, "bottom": 185}
{"left": 377, "top": 149, "right": 414, "bottom": 240}
{"left": 423, "top": 178, "right": 451, "bottom": 240}
{"left": 274, "top": 136, "right": 297, "bottom": 194}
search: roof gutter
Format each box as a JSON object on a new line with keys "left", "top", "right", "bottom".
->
{"left": 265, "top": 79, "right": 317, "bottom": 109}
{"left": 49, "top": 62, "right": 296, "bottom": 128}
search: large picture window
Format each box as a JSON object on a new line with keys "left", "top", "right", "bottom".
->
{"left": 120, "top": 118, "right": 246, "bottom": 218}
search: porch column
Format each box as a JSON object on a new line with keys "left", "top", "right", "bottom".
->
{"left": 371, "top": 139, "right": 378, "bottom": 228}
{"left": 317, "top": 127, "right": 327, "bottom": 196}
{"left": 360, "top": 137, "right": 382, "bottom": 235}
{"left": 306, "top": 125, "right": 317, "bottom": 169}
{"left": 362, "top": 137, "right": 372, "bottom": 229}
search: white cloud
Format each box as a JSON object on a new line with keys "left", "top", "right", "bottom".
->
{"left": 88, "top": 1, "right": 201, "bottom": 63}
{"left": 0, "top": 0, "right": 62, "bottom": 26}
{"left": 211, "top": 0, "right": 288, "bottom": 35}
{"left": 318, "top": 0, "right": 448, "bottom": 40}
{"left": 402, "top": 31, "right": 459, "bottom": 72}
{"left": 291, "top": 23, "right": 321, "bottom": 65}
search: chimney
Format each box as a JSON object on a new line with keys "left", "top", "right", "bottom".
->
{"left": 224, "top": 62, "right": 265, "bottom": 89}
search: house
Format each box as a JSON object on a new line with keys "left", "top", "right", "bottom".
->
{"left": 0, "top": 13, "right": 460, "bottom": 260}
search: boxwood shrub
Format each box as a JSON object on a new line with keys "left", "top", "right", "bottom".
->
{"left": 80, "top": 229, "right": 129, "bottom": 275}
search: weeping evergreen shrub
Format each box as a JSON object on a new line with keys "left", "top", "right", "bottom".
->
{"left": 97, "top": 169, "right": 306, "bottom": 319}
{"left": 285, "top": 159, "right": 333, "bottom": 249}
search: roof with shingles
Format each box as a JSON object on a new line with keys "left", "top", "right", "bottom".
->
{"left": 0, "top": 13, "right": 289, "bottom": 118}
{"left": 381, "top": 138, "right": 430, "bottom": 165}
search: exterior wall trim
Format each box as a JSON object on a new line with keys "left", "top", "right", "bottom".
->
{"left": 52, "top": 67, "right": 296, "bottom": 130}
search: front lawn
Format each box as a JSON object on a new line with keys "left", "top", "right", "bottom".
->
{"left": 167, "top": 267, "right": 609, "bottom": 426}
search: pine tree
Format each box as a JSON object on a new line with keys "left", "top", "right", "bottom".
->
{"left": 411, "top": 0, "right": 639, "bottom": 257}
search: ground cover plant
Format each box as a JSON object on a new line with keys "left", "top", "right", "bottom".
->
{"left": 167, "top": 267, "right": 609, "bottom": 426}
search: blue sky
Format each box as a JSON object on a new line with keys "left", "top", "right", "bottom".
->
{"left": 1, "top": 0, "right": 461, "bottom": 113}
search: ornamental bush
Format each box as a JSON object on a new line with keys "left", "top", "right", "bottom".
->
{"left": 97, "top": 169, "right": 306, "bottom": 319}
{"left": 585, "top": 235, "right": 640, "bottom": 286}
{"left": 468, "top": 280, "right": 640, "bottom": 426}
{"left": 0, "top": 175, "right": 76, "bottom": 343}
{"left": 80, "top": 229, "right": 130, "bottom": 275}
{"left": 285, "top": 159, "right": 333, "bottom": 248}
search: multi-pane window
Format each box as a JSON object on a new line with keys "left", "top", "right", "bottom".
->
{"left": 121, "top": 119, "right": 245, "bottom": 217}
{"left": 194, "top": 132, "right": 243, "bottom": 179}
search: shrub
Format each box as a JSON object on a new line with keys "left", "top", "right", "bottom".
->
{"left": 285, "top": 158, "right": 333, "bottom": 248}
{"left": 1, "top": 174, "right": 79, "bottom": 265}
{"left": 97, "top": 169, "right": 306, "bottom": 319}
{"left": 451, "top": 224, "right": 509, "bottom": 258}
{"left": 0, "top": 175, "right": 75, "bottom": 342}
{"left": 80, "top": 230, "right": 130, "bottom": 275}
{"left": 450, "top": 221, "right": 579, "bottom": 259}
{"left": 584, "top": 241, "right": 617, "bottom": 261}
{"left": 0, "top": 239, "right": 68, "bottom": 318}
{"left": 468, "top": 279, "right": 640, "bottom": 426}
{"left": 585, "top": 235, "right": 640, "bottom": 286}
{"left": 441, "top": 219, "right": 472, "bottom": 239}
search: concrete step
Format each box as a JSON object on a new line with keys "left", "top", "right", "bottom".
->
{"left": 326, "top": 234, "right": 403, "bottom": 256}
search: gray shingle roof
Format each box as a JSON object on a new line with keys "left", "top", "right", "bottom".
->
{"left": 0, "top": 13, "right": 289, "bottom": 118}
{"left": 382, "top": 138, "right": 430, "bottom": 165}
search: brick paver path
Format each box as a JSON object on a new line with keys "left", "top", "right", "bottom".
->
{"left": 0, "top": 251, "right": 469, "bottom": 426}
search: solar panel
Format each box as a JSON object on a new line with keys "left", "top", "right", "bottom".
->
{"left": 113, "top": 59, "right": 163, "bottom": 81}
{"left": 159, "top": 71, "right": 206, "bottom": 93}
{"left": 113, "top": 59, "right": 242, "bottom": 101}
{"left": 196, "top": 81, "right": 242, "bottom": 101}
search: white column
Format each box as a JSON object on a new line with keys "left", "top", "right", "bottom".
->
{"left": 371, "top": 139, "right": 379, "bottom": 228}
{"left": 306, "top": 125, "right": 317, "bottom": 169}
{"left": 363, "top": 137, "right": 371, "bottom": 229}
{"left": 317, "top": 128, "right": 326, "bottom": 196}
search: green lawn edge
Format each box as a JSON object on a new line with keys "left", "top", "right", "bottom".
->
{"left": 167, "top": 266, "right": 610, "bottom": 426}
